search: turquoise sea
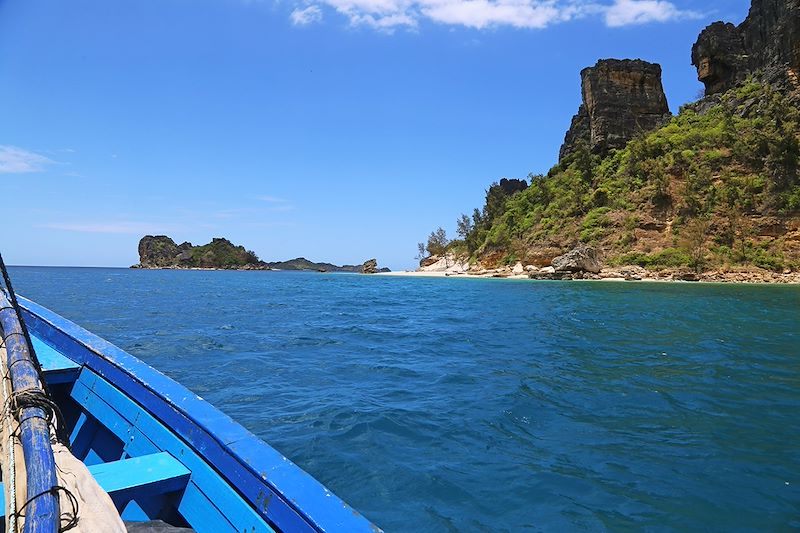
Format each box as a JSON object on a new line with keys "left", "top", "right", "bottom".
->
{"left": 9, "top": 266, "right": 800, "bottom": 532}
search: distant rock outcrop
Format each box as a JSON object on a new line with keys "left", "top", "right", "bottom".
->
{"left": 265, "top": 257, "right": 390, "bottom": 273}
{"left": 134, "top": 236, "right": 390, "bottom": 272}
{"left": 136, "top": 236, "right": 265, "bottom": 269}
{"left": 361, "top": 259, "right": 378, "bottom": 274}
{"left": 560, "top": 59, "right": 671, "bottom": 160}
{"left": 692, "top": 0, "right": 800, "bottom": 95}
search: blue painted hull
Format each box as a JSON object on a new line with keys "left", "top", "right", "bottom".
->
{"left": 7, "top": 296, "right": 381, "bottom": 532}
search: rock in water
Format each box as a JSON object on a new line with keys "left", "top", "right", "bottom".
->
{"left": 362, "top": 259, "right": 379, "bottom": 274}
{"left": 551, "top": 245, "right": 602, "bottom": 274}
{"left": 692, "top": 0, "right": 800, "bottom": 96}
{"left": 559, "top": 59, "right": 671, "bottom": 160}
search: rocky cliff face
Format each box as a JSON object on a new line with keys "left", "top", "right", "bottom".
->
{"left": 560, "top": 59, "right": 671, "bottom": 160}
{"left": 691, "top": 22, "right": 748, "bottom": 96}
{"left": 137, "top": 236, "right": 191, "bottom": 268}
{"left": 692, "top": 0, "right": 800, "bottom": 95}
{"left": 496, "top": 178, "right": 528, "bottom": 196}
{"left": 559, "top": 105, "right": 591, "bottom": 161}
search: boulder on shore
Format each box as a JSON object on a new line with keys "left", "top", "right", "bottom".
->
{"left": 551, "top": 245, "right": 602, "bottom": 273}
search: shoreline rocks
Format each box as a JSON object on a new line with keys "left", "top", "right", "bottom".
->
{"left": 412, "top": 248, "right": 799, "bottom": 284}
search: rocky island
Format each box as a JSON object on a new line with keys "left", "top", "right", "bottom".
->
{"left": 132, "top": 235, "right": 388, "bottom": 273}
{"left": 415, "top": 0, "right": 800, "bottom": 284}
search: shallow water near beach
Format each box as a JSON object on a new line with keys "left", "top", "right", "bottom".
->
{"left": 10, "top": 266, "right": 800, "bottom": 532}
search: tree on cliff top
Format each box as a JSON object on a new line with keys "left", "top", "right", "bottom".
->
{"left": 426, "top": 227, "right": 449, "bottom": 256}
{"left": 456, "top": 214, "right": 473, "bottom": 240}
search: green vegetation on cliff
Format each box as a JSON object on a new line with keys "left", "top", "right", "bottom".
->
{"left": 460, "top": 81, "right": 800, "bottom": 272}
{"left": 137, "top": 236, "right": 263, "bottom": 269}
{"left": 188, "top": 238, "right": 261, "bottom": 268}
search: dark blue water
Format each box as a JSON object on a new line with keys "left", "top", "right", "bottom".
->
{"left": 9, "top": 266, "right": 800, "bottom": 532}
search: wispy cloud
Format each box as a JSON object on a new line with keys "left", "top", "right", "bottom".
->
{"left": 256, "top": 195, "right": 289, "bottom": 203}
{"left": 39, "top": 221, "right": 184, "bottom": 234}
{"left": 287, "top": 0, "right": 699, "bottom": 31}
{"left": 291, "top": 5, "right": 324, "bottom": 24}
{"left": 0, "top": 145, "right": 55, "bottom": 174}
{"left": 255, "top": 195, "right": 296, "bottom": 211}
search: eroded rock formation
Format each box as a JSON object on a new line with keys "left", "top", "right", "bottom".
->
{"left": 691, "top": 22, "right": 748, "bottom": 96}
{"left": 361, "top": 259, "right": 379, "bottom": 274}
{"left": 560, "top": 59, "right": 671, "bottom": 160}
{"left": 692, "top": 0, "right": 800, "bottom": 95}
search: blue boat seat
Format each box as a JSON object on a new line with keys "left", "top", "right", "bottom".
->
{"left": 86, "top": 451, "right": 191, "bottom": 501}
{"left": 0, "top": 452, "right": 191, "bottom": 518}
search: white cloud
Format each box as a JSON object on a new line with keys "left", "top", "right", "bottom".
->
{"left": 604, "top": 0, "right": 699, "bottom": 27}
{"left": 291, "top": 5, "right": 324, "bottom": 24}
{"left": 350, "top": 11, "right": 418, "bottom": 29}
{"left": 422, "top": 0, "right": 560, "bottom": 29}
{"left": 288, "top": 0, "right": 697, "bottom": 31}
{"left": 0, "top": 145, "right": 55, "bottom": 174}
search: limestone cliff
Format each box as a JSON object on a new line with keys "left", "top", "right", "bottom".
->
{"left": 560, "top": 59, "right": 671, "bottom": 160}
{"left": 692, "top": 0, "right": 800, "bottom": 96}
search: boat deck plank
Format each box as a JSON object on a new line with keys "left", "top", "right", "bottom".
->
{"left": 0, "top": 452, "right": 191, "bottom": 518}
{"left": 92, "top": 452, "right": 191, "bottom": 500}
{"left": 31, "top": 334, "right": 81, "bottom": 384}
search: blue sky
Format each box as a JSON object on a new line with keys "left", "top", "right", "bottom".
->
{"left": 0, "top": 0, "right": 750, "bottom": 270}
